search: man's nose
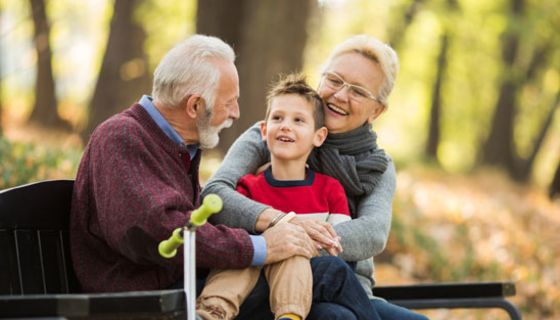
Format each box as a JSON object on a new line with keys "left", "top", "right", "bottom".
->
{"left": 230, "top": 102, "right": 240, "bottom": 120}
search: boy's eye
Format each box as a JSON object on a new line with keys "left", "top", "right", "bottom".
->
{"left": 295, "top": 117, "right": 304, "bottom": 123}
{"left": 271, "top": 115, "right": 282, "bottom": 121}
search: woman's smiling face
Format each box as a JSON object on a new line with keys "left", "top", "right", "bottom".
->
{"left": 318, "top": 52, "right": 386, "bottom": 134}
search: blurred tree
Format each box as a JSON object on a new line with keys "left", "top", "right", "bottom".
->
{"left": 481, "top": 0, "right": 556, "bottom": 180}
{"left": 550, "top": 158, "right": 560, "bottom": 199}
{"left": 0, "top": 69, "right": 3, "bottom": 136}
{"left": 0, "top": 92, "right": 3, "bottom": 136}
{"left": 81, "top": 0, "right": 151, "bottom": 142}
{"left": 426, "top": 0, "right": 459, "bottom": 161}
{"left": 481, "top": 0, "right": 524, "bottom": 172}
{"left": 388, "top": 0, "right": 426, "bottom": 51}
{"left": 196, "top": 0, "right": 245, "bottom": 52}
{"left": 0, "top": 7, "right": 2, "bottom": 137}
{"left": 197, "top": 0, "right": 316, "bottom": 153}
{"left": 27, "top": 0, "right": 70, "bottom": 129}
{"left": 425, "top": 32, "right": 448, "bottom": 160}
{"left": 516, "top": 89, "right": 559, "bottom": 181}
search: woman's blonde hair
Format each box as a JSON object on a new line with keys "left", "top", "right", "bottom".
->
{"left": 322, "top": 35, "right": 399, "bottom": 108}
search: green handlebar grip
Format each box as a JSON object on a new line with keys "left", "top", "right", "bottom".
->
{"left": 190, "top": 194, "right": 223, "bottom": 226}
{"left": 158, "top": 195, "right": 222, "bottom": 258}
{"left": 158, "top": 228, "right": 184, "bottom": 258}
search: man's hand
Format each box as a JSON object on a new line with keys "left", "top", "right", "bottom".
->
{"left": 289, "top": 217, "right": 342, "bottom": 256}
{"left": 262, "top": 223, "right": 318, "bottom": 264}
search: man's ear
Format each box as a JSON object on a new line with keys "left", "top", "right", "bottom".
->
{"left": 368, "top": 103, "right": 386, "bottom": 123}
{"left": 313, "top": 126, "right": 328, "bottom": 147}
{"left": 185, "top": 95, "right": 205, "bottom": 118}
{"left": 259, "top": 120, "right": 267, "bottom": 141}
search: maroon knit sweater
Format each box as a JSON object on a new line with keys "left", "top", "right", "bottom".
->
{"left": 70, "top": 104, "right": 254, "bottom": 292}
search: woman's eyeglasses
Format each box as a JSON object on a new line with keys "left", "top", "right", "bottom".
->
{"left": 321, "top": 72, "right": 381, "bottom": 103}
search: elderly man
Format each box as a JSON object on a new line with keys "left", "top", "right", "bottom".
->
{"left": 70, "top": 35, "right": 319, "bottom": 293}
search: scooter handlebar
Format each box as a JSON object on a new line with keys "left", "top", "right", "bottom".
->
{"left": 190, "top": 194, "right": 223, "bottom": 226}
{"left": 158, "top": 228, "right": 183, "bottom": 258}
{"left": 158, "top": 194, "right": 223, "bottom": 258}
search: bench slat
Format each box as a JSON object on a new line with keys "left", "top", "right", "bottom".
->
{"left": 373, "top": 282, "right": 516, "bottom": 300}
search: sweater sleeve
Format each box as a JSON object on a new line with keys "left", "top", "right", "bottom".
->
{"left": 236, "top": 175, "right": 252, "bottom": 198}
{"left": 89, "top": 119, "right": 253, "bottom": 269}
{"left": 334, "top": 158, "right": 396, "bottom": 261}
{"left": 203, "top": 123, "right": 271, "bottom": 233}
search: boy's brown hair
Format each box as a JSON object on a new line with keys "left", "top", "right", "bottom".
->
{"left": 265, "top": 73, "right": 325, "bottom": 129}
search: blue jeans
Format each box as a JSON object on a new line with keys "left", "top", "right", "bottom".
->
{"left": 307, "top": 300, "right": 429, "bottom": 320}
{"left": 235, "top": 256, "right": 380, "bottom": 320}
{"left": 370, "top": 299, "right": 429, "bottom": 320}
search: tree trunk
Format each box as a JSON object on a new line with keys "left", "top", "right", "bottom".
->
{"left": 0, "top": 90, "right": 3, "bottom": 137}
{"left": 81, "top": 0, "right": 151, "bottom": 142}
{"left": 550, "top": 158, "right": 560, "bottom": 200}
{"left": 27, "top": 0, "right": 69, "bottom": 129}
{"left": 481, "top": 0, "right": 524, "bottom": 172}
{"left": 197, "top": 0, "right": 315, "bottom": 154}
{"left": 515, "top": 90, "right": 560, "bottom": 181}
{"left": 196, "top": 0, "right": 246, "bottom": 50}
{"left": 388, "top": 0, "right": 426, "bottom": 51}
{"left": 0, "top": 11, "right": 2, "bottom": 137}
{"left": 483, "top": 79, "right": 517, "bottom": 170}
{"left": 425, "top": 32, "right": 449, "bottom": 160}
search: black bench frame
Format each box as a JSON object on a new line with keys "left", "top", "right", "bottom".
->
{"left": 0, "top": 180, "right": 522, "bottom": 319}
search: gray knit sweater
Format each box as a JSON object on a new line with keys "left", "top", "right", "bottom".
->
{"left": 202, "top": 123, "right": 395, "bottom": 298}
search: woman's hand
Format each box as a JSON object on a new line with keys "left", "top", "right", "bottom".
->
{"left": 289, "top": 217, "right": 342, "bottom": 256}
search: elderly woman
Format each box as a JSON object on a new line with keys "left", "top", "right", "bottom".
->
{"left": 202, "top": 35, "right": 428, "bottom": 320}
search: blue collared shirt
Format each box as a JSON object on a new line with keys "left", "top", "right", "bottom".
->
{"left": 139, "top": 95, "right": 198, "bottom": 159}
{"left": 138, "top": 95, "right": 266, "bottom": 266}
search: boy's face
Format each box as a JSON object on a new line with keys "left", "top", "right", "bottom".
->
{"left": 261, "top": 94, "right": 327, "bottom": 162}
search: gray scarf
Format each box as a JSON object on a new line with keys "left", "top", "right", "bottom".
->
{"left": 307, "top": 123, "right": 388, "bottom": 216}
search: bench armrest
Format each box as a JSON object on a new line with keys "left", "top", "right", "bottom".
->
{"left": 373, "top": 282, "right": 516, "bottom": 300}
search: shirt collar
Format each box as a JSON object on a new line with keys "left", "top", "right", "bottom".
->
{"left": 139, "top": 95, "right": 199, "bottom": 159}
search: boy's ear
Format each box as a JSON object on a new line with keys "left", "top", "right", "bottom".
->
{"left": 313, "top": 126, "right": 328, "bottom": 147}
{"left": 259, "top": 120, "right": 267, "bottom": 141}
{"left": 185, "top": 95, "right": 205, "bottom": 118}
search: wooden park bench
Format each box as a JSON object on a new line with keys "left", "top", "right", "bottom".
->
{"left": 0, "top": 180, "right": 522, "bottom": 319}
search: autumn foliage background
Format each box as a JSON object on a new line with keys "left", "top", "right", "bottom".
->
{"left": 1, "top": 0, "right": 559, "bottom": 319}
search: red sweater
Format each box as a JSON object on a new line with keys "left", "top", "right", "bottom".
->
{"left": 237, "top": 168, "right": 350, "bottom": 224}
{"left": 70, "top": 104, "right": 254, "bottom": 292}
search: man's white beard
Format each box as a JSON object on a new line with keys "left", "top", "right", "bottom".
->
{"left": 197, "top": 110, "right": 233, "bottom": 149}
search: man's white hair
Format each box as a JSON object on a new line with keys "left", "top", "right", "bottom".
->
{"left": 323, "top": 35, "right": 399, "bottom": 108}
{"left": 152, "top": 34, "right": 235, "bottom": 110}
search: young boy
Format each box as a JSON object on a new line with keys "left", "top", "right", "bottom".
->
{"left": 196, "top": 74, "right": 353, "bottom": 320}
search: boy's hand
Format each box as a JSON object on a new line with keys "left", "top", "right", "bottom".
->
{"left": 289, "top": 217, "right": 343, "bottom": 256}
